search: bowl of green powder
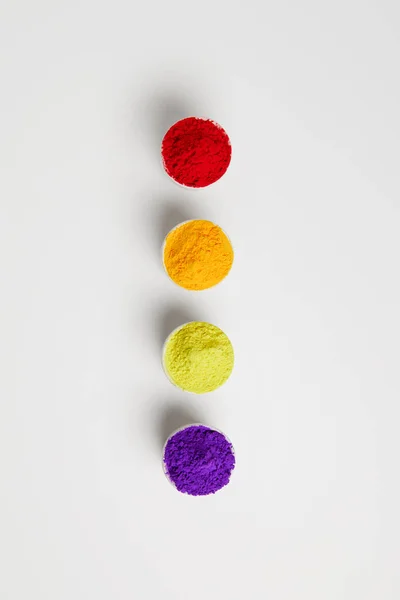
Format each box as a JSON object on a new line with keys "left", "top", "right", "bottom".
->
{"left": 162, "top": 321, "right": 234, "bottom": 394}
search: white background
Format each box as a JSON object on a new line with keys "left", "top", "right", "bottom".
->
{"left": 1, "top": 1, "right": 399, "bottom": 598}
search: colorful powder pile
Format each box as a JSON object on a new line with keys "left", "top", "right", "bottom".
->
{"left": 163, "top": 321, "right": 234, "bottom": 393}
{"left": 161, "top": 117, "right": 232, "bottom": 188}
{"left": 163, "top": 219, "right": 234, "bottom": 291}
{"left": 163, "top": 425, "right": 235, "bottom": 495}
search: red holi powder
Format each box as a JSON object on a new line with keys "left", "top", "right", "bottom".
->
{"left": 161, "top": 117, "right": 232, "bottom": 188}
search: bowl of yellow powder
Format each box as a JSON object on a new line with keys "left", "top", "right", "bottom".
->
{"left": 162, "top": 321, "right": 234, "bottom": 394}
{"left": 162, "top": 219, "right": 234, "bottom": 291}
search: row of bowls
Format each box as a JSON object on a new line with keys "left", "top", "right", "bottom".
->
{"left": 160, "top": 118, "right": 235, "bottom": 494}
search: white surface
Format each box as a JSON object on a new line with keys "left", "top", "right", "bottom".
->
{"left": 1, "top": 1, "right": 399, "bottom": 598}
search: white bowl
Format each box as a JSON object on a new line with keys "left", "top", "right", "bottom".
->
{"left": 161, "top": 219, "right": 234, "bottom": 291}
{"left": 162, "top": 423, "right": 236, "bottom": 493}
{"left": 161, "top": 321, "right": 234, "bottom": 394}
{"left": 160, "top": 116, "right": 232, "bottom": 189}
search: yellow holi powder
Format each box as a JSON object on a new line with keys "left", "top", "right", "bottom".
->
{"left": 163, "top": 321, "right": 234, "bottom": 394}
{"left": 163, "top": 220, "right": 234, "bottom": 291}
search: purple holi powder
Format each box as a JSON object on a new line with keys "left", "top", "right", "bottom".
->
{"left": 163, "top": 425, "right": 235, "bottom": 496}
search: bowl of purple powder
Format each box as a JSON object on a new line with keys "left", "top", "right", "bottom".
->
{"left": 162, "top": 424, "right": 235, "bottom": 496}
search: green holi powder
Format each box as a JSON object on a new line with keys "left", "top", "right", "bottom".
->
{"left": 163, "top": 322, "right": 234, "bottom": 394}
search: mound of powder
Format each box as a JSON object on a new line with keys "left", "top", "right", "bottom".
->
{"left": 163, "top": 425, "right": 235, "bottom": 495}
{"left": 163, "top": 321, "right": 234, "bottom": 394}
{"left": 161, "top": 117, "right": 232, "bottom": 188}
{"left": 163, "top": 219, "right": 234, "bottom": 291}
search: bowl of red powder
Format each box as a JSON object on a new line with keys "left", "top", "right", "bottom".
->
{"left": 162, "top": 424, "right": 235, "bottom": 496}
{"left": 161, "top": 117, "right": 232, "bottom": 188}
